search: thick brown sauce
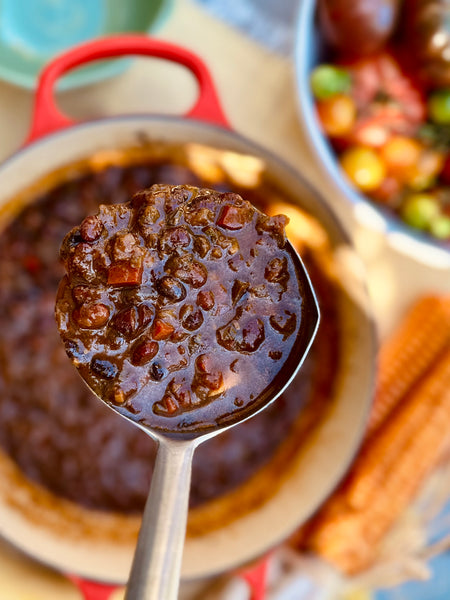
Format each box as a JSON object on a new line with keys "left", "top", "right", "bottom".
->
{"left": 0, "top": 159, "right": 339, "bottom": 513}
{"left": 56, "top": 185, "right": 307, "bottom": 434}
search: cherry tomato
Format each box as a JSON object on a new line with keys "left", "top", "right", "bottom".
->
{"left": 348, "top": 53, "right": 426, "bottom": 134}
{"left": 401, "top": 193, "right": 440, "bottom": 230}
{"left": 428, "top": 90, "right": 450, "bottom": 125}
{"left": 351, "top": 118, "right": 391, "bottom": 148}
{"left": 311, "top": 64, "right": 352, "bottom": 100}
{"left": 429, "top": 215, "right": 450, "bottom": 240}
{"left": 405, "top": 148, "right": 445, "bottom": 190}
{"left": 340, "top": 147, "right": 386, "bottom": 191}
{"left": 317, "top": 94, "right": 356, "bottom": 137}
{"left": 370, "top": 175, "right": 402, "bottom": 206}
{"left": 380, "top": 136, "right": 423, "bottom": 179}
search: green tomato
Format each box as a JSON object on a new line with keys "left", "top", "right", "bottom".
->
{"left": 310, "top": 65, "right": 351, "bottom": 100}
{"left": 429, "top": 214, "right": 450, "bottom": 240}
{"left": 428, "top": 90, "right": 450, "bottom": 125}
{"left": 401, "top": 193, "right": 441, "bottom": 230}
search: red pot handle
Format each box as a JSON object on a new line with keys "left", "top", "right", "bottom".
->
{"left": 26, "top": 35, "right": 230, "bottom": 144}
{"left": 239, "top": 555, "right": 270, "bottom": 600}
{"left": 68, "top": 574, "right": 119, "bottom": 600}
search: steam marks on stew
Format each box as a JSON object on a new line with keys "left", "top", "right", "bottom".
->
{"left": 55, "top": 185, "right": 304, "bottom": 434}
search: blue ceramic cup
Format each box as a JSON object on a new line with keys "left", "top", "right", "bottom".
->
{"left": 0, "top": 0, "right": 174, "bottom": 89}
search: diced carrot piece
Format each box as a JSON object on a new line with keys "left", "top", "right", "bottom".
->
{"left": 152, "top": 319, "right": 175, "bottom": 340}
{"left": 154, "top": 395, "right": 178, "bottom": 416}
{"left": 163, "top": 396, "right": 178, "bottom": 414}
{"left": 108, "top": 261, "right": 143, "bottom": 286}
{"left": 217, "top": 205, "right": 250, "bottom": 230}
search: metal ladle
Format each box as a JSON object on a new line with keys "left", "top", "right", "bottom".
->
{"left": 61, "top": 241, "right": 319, "bottom": 600}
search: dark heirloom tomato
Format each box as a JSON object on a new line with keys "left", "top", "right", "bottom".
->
{"left": 404, "top": 0, "right": 450, "bottom": 88}
{"left": 318, "top": 0, "right": 401, "bottom": 57}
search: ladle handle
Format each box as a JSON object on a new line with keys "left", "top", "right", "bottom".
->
{"left": 125, "top": 438, "right": 196, "bottom": 600}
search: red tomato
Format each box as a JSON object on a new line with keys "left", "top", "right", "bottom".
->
{"left": 343, "top": 53, "right": 427, "bottom": 146}
{"left": 316, "top": 94, "right": 357, "bottom": 137}
{"left": 318, "top": 0, "right": 401, "bottom": 57}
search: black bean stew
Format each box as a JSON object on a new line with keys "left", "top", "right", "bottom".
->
{"left": 56, "top": 185, "right": 307, "bottom": 435}
{"left": 0, "top": 155, "right": 339, "bottom": 515}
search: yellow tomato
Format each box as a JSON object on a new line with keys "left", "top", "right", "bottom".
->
{"left": 340, "top": 147, "right": 386, "bottom": 191}
{"left": 405, "top": 148, "right": 445, "bottom": 190}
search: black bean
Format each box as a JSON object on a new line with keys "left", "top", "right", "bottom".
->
{"left": 157, "top": 276, "right": 186, "bottom": 303}
{"left": 90, "top": 357, "right": 118, "bottom": 379}
{"left": 131, "top": 340, "right": 159, "bottom": 366}
{"left": 60, "top": 230, "right": 82, "bottom": 262}
{"left": 138, "top": 304, "right": 154, "bottom": 328}
{"left": 196, "top": 290, "right": 215, "bottom": 311}
{"left": 159, "top": 226, "right": 192, "bottom": 253}
{"left": 150, "top": 362, "right": 166, "bottom": 381}
{"left": 73, "top": 303, "right": 110, "bottom": 328}
{"left": 166, "top": 254, "right": 207, "bottom": 288}
{"left": 64, "top": 339, "right": 85, "bottom": 361}
{"left": 193, "top": 235, "right": 210, "bottom": 258}
{"left": 80, "top": 215, "right": 103, "bottom": 242}
{"left": 180, "top": 304, "right": 204, "bottom": 331}
{"left": 113, "top": 306, "right": 138, "bottom": 337}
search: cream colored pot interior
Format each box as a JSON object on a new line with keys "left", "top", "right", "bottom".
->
{"left": 0, "top": 117, "right": 376, "bottom": 583}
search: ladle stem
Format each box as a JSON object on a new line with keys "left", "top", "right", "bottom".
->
{"left": 125, "top": 437, "right": 196, "bottom": 600}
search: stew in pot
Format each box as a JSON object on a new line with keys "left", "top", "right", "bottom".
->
{"left": 0, "top": 152, "right": 339, "bottom": 517}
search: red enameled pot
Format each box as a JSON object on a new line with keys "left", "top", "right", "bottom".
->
{"left": 0, "top": 36, "right": 376, "bottom": 600}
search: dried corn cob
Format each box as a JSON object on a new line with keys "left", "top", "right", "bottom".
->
{"left": 367, "top": 295, "right": 450, "bottom": 438}
{"left": 304, "top": 345, "right": 450, "bottom": 574}
{"left": 347, "top": 349, "right": 450, "bottom": 510}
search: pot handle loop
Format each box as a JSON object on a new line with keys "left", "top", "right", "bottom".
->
{"left": 239, "top": 555, "right": 270, "bottom": 600}
{"left": 26, "top": 35, "right": 230, "bottom": 143}
{"left": 67, "top": 575, "right": 119, "bottom": 600}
